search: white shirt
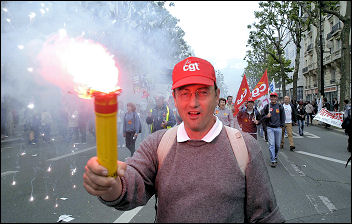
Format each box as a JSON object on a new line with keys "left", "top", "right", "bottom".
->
{"left": 177, "top": 116, "right": 223, "bottom": 143}
{"left": 283, "top": 104, "right": 292, "bottom": 124}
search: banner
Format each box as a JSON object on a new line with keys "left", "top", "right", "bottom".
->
{"left": 257, "top": 95, "right": 270, "bottom": 112}
{"left": 251, "top": 69, "right": 269, "bottom": 101}
{"left": 233, "top": 74, "right": 250, "bottom": 117}
{"left": 313, "top": 108, "right": 344, "bottom": 128}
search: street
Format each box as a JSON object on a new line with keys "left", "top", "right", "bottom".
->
{"left": 1, "top": 124, "right": 350, "bottom": 223}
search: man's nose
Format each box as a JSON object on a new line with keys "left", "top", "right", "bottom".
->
{"left": 189, "top": 93, "right": 200, "bottom": 107}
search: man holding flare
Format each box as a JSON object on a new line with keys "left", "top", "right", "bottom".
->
{"left": 83, "top": 57, "right": 285, "bottom": 223}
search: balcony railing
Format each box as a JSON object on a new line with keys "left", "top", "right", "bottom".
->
{"left": 327, "top": 22, "right": 341, "bottom": 40}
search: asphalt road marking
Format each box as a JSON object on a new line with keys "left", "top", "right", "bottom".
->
{"left": 113, "top": 206, "right": 144, "bottom": 223}
{"left": 318, "top": 196, "right": 337, "bottom": 213}
{"left": 1, "top": 170, "right": 19, "bottom": 177}
{"left": 306, "top": 195, "right": 337, "bottom": 214}
{"left": 47, "top": 146, "right": 96, "bottom": 161}
{"left": 295, "top": 151, "right": 351, "bottom": 166}
{"left": 292, "top": 131, "right": 320, "bottom": 139}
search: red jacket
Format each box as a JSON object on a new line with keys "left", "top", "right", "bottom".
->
{"left": 237, "top": 109, "right": 260, "bottom": 134}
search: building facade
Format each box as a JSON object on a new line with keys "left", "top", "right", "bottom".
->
{"left": 301, "top": 1, "right": 348, "bottom": 106}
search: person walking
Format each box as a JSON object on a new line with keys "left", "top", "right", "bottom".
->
{"left": 262, "top": 92, "right": 285, "bottom": 167}
{"left": 237, "top": 97, "right": 261, "bottom": 139}
{"left": 123, "top": 102, "right": 141, "bottom": 156}
{"left": 297, "top": 100, "right": 306, "bottom": 136}
{"left": 41, "top": 109, "right": 53, "bottom": 143}
{"left": 146, "top": 95, "right": 176, "bottom": 133}
{"left": 342, "top": 99, "right": 351, "bottom": 152}
{"left": 83, "top": 56, "right": 284, "bottom": 223}
{"left": 305, "top": 101, "right": 314, "bottom": 126}
{"left": 281, "top": 96, "right": 296, "bottom": 151}
{"left": 323, "top": 97, "right": 331, "bottom": 128}
{"left": 214, "top": 98, "right": 234, "bottom": 128}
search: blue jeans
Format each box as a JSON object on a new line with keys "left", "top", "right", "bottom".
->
{"left": 298, "top": 120, "right": 304, "bottom": 135}
{"left": 267, "top": 127, "right": 282, "bottom": 163}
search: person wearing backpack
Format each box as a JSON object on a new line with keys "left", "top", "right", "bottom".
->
{"left": 123, "top": 102, "right": 141, "bottom": 156}
{"left": 83, "top": 57, "right": 284, "bottom": 223}
{"left": 262, "top": 92, "right": 285, "bottom": 167}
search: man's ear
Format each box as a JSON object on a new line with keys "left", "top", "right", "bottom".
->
{"left": 172, "top": 91, "right": 177, "bottom": 107}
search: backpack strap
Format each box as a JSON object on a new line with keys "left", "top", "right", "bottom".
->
{"left": 157, "top": 125, "right": 178, "bottom": 170}
{"left": 224, "top": 126, "right": 249, "bottom": 175}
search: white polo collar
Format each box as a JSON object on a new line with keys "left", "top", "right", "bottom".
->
{"left": 177, "top": 116, "right": 223, "bottom": 143}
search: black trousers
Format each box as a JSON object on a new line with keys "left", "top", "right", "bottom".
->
{"left": 125, "top": 131, "right": 136, "bottom": 156}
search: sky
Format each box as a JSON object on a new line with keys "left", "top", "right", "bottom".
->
{"left": 166, "top": 1, "right": 260, "bottom": 97}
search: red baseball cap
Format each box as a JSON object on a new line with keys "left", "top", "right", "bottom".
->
{"left": 171, "top": 57, "right": 216, "bottom": 90}
{"left": 270, "top": 92, "right": 278, "bottom": 97}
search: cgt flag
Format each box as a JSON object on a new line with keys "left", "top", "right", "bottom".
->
{"left": 233, "top": 74, "right": 250, "bottom": 117}
{"left": 251, "top": 69, "right": 269, "bottom": 101}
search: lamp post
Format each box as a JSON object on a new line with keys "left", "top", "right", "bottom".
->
{"left": 319, "top": 1, "right": 325, "bottom": 98}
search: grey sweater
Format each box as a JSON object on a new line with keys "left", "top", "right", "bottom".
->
{"left": 99, "top": 127, "right": 285, "bottom": 223}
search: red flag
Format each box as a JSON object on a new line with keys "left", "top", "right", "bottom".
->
{"left": 251, "top": 69, "right": 269, "bottom": 101}
{"left": 233, "top": 74, "right": 250, "bottom": 117}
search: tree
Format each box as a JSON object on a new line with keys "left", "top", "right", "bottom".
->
{"left": 286, "top": 1, "right": 311, "bottom": 102}
{"left": 215, "top": 70, "right": 229, "bottom": 98}
{"left": 247, "top": 1, "right": 293, "bottom": 97}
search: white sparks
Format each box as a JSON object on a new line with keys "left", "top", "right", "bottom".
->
{"left": 41, "top": 3, "right": 45, "bottom": 7}
{"left": 29, "top": 195, "right": 34, "bottom": 202}
{"left": 27, "top": 103, "right": 34, "bottom": 109}
{"left": 55, "top": 203, "right": 58, "bottom": 208}
{"left": 51, "top": 138, "right": 55, "bottom": 141}
{"left": 6, "top": 18, "right": 11, "bottom": 23}
{"left": 71, "top": 168, "right": 77, "bottom": 176}
{"left": 45, "top": 195, "right": 49, "bottom": 200}
{"left": 11, "top": 181, "right": 16, "bottom": 186}
{"left": 47, "top": 166, "right": 52, "bottom": 172}
{"left": 29, "top": 12, "right": 36, "bottom": 20}
{"left": 2, "top": 8, "right": 8, "bottom": 12}
{"left": 45, "top": 8, "right": 49, "bottom": 12}
{"left": 41, "top": 133, "right": 45, "bottom": 136}
{"left": 112, "top": 19, "right": 116, "bottom": 24}
{"left": 17, "top": 45, "right": 24, "bottom": 50}
{"left": 20, "top": 152, "right": 26, "bottom": 156}
{"left": 40, "top": 8, "right": 45, "bottom": 14}
{"left": 27, "top": 67, "right": 33, "bottom": 72}
{"left": 81, "top": 31, "right": 86, "bottom": 36}
{"left": 73, "top": 185, "right": 76, "bottom": 189}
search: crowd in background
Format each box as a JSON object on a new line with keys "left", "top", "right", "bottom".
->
{"left": 1, "top": 92, "right": 351, "bottom": 154}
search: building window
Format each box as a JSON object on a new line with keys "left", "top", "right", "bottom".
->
{"left": 331, "top": 68, "right": 335, "bottom": 82}
{"left": 298, "top": 86, "right": 303, "bottom": 101}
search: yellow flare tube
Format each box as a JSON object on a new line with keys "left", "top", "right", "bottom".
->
{"left": 94, "top": 94, "right": 118, "bottom": 178}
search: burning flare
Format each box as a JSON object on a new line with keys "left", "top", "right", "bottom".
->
{"left": 37, "top": 29, "right": 120, "bottom": 98}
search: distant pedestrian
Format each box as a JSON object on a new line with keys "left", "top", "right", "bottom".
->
{"left": 297, "top": 100, "right": 306, "bottom": 136}
{"left": 333, "top": 98, "right": 339, "bottom": 112}
{"left": 215, "top": 98, "right": 234, "bottom": 128}
{"left": 237, "top": 98, "right": 261, "bottom": 139}
{"left": 323, "top": 98, "right": 331, "bottom": 128}
{"left": 41, "top": 109, "right": 53, "bottom": 143}
{"left": 305, "top": 101, "right": 314, "bottom": 126}
{"left": 342, "top": 99, "right": 351, "bottom": 152}
{"left": 281, "top": 96, "right": 297, "bottom": 151}
{"left": 123, "top": 102, "right": 141, "bottom": 156}
{"left": 226, "top": 95, "right": 235, "bottom": 114}
{"left": 67, "top": 108, "right": 79, "bottom": 143}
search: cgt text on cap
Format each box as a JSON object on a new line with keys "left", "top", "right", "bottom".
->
{"left": 270, "top": 92, "right": 278, "bottom": 97}
{"left": 171, "top": 57, "right": 216, "bottom": 90}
